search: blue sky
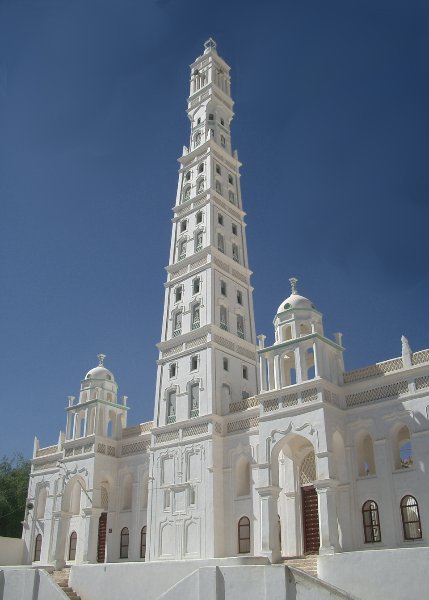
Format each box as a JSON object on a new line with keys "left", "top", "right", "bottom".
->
{"left": 1, "top": 0, "right": 428, "bottom": 458}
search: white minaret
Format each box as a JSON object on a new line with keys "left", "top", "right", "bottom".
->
{"left": 148, "top": 39, "right": 258, "bottom": 560}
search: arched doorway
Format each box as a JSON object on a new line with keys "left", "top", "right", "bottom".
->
{"left": 299, "top": 450, "right": 320, "bottom": 554}
{"left": 273, "top": 434, "right": 319, "bottom": 557}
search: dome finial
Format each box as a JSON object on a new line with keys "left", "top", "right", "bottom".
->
{"left": 97, "top": 353, "right": 106, "bottom": 366}
{"left": 289, "top": 277, "right": 298, "bottom": 295}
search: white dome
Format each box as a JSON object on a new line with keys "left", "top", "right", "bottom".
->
{"left": 84, "top": 355, "right": 115, "bottom": 382}
{"left": 277, "top": 293, "right": 313, "bottom": 314}
{"left": 276, "top": 277, "right": 315, "bottom": 314}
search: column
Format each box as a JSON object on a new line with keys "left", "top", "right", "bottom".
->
{"left": 50, "top": 510, "right": 68, "bottom": 569}
{"left": 82, "top": 507, "right": 103, "bottom": 563}
{"left": 267, "top": 356, "right": 275, "bottom": 391}
{"left": 314, "top": 481, "right": 338, "bottom": 554}
{"left": 312, "top": 341, "right": 319, "bottom": 378}
{"left": 259, "top": 355, "right": 267, "bottom": 392}
{"left": 294, "top": 347, "right": 306, "bottom": 383}
{"left": 273, "top": 354, "right": 281, "bottom": 390}
{"left": 257, "top": 485, "right": 281, "bottom": 563}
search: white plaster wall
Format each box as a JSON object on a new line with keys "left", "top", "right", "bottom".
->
{"left": 70, "top": 558, "right": 266, "bottom": 600}
{"left": 319, "top": 547, "right": 429, "bottom": 600}
{"left": 0, "top": 537, "right": 25, "bottom": 566}
{"left": 0, "top": 568, "right": 66, "bottom": 600}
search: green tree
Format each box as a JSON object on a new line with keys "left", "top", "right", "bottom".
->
{"left": 0, "top": 454, "right": 31, "bottom": 538}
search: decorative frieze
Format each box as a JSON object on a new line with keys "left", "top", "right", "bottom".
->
{"left": 227, "top": 416, "right": 259, "bottom": 433}
{"left": 345, "top": 381, "right": 409, "bottom": 407}
{"left": 412, "top": 350, "right": 429, "bottom": 365}
{"left": 343, "top": 357, "right": 404, "bottom": 383}
{"left": 229, "top": 396, "right": 259, "bottom": 413}
{"left": 121, "top": 440, "right": 150, "bottom": 456}
{"left": 182, "top": 422, "right": 209, "bottom": 437}
{"left": 415, "top": 375, "right": 429, "bottom": 390}
{"left": 36, "top": 445, "right": 58, "bottom": 458}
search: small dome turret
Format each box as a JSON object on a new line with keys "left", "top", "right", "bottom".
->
{"left": 79, "top": 354, "right": 118, "bottom": 404}
{"left": 277, "top": 277, "right": 315, "bottom": 314}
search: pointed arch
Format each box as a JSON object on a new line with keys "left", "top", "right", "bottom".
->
{"left": 235, "top": 455, "right": 251, "bottom": 497}
{"left": 36, "top": 487, "right": 48, "bottom": 520}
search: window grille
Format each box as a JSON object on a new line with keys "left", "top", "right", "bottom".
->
{"left": 218, "top": 233, "right": 225, "bottom": 253}
{"left": 120, "top": 527, "right": 129, "bottom": 559}
{"left": 178, "top": 241, "right": 186, "bottom": 261}
{"left": 34, "top": 534, "right": 42, "bottom": 561}
{"left": 237, "top": 315, "right": 245, "bottom": 339}
{"left": 69, "top": 531, "right": 77, "bottom": 560}
{"left": 173, "top": 313, "right": 182, "bottom": 337}
{"left": 192, "top": 305, "right": 200, "bottom": 330}
{"left": 238, "top": 516, "right": 250, "bottom": 553}
{"left": 195, "top": 232, "right": 203, "bottom": 252}
{"left": 220, "top": 306, "right": 228, "bottom": 331}
{"left": 400, "top": 495, "right": 422, "bottom": 540}
{"left": 362, "top": 501, "right": 381, "bottom": 543}
{"left": 190, "top": 384, "right": 199, "bottom": 418}
{"left": 140, "top": 526, "right": 147, "bottom": 559}
{"left": 167, "top": 391, "right": 176, "bottom": 424}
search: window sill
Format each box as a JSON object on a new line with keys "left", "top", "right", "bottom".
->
{"left": 392, "top": 467, "right": 416, "bottom": 474}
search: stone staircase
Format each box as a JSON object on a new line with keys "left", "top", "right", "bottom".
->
{"left": 283, "top": 554, "right": 318, "bottom": 577}
{"left": 50, "top": 568, "right": 82, "bottom": 600}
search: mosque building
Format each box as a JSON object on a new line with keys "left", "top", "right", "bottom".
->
{"left": 20, "top": 39, "right": 429, "bottom": 599}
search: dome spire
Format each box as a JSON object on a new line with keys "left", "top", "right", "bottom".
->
{"left": 204, "top": 38, "right": 217, "bottom": 53}
{"left": 97, "top": 353, "right": 106, "bottom": 366}
{"left": 289, "top": 277, "right": 298, "bottom": 295}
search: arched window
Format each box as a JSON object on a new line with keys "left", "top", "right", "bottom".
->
{"left": 197, "top": 178, "right": 205, "bottom": 194}
{"left": 356, "top": 433, "right": 376, "bottom": 476}
{"left": 69, "top": 531, "right": 77, "bottom": 560}
{"left": 192, "top": 277, "right": 200, "bottom": 295}
{"left": 395, "top": 425, "right": 413, "bottom": 469}
{"left": 140, "top": 526, "right": 147, "bottom": 559}
{"left": 185, "top": 171, "right": 191, "bottom": 181}
{"left": 215, "top": 180, "right": 222, "bottom": 194}
{"left": 190, "top": 383, "right": 199, "bottom": 418}
{"left": 178, "top": 239, "right": 187, "bottom": 261}
{"left": 191, "top": 304, "right": 200, "bottom": 330}
{"left": 236, "top": 457, "right": 251, "bottom": 497}
{"left": 238, "top": 516, "right": 250, "bottom": 554}
{"left": 122, "top": 474, "right": 132, "bottom": 510}
{"left": 194, "top": 231, "right": 203, "bottom": 252}
{"left": 362, "top": 500, "right": 381, "bottom": 543}
{"left": 106, "top": 420, "right": 113, "bottom": 437}
{"left": 400, "top": 495, "right": 422, "bottom": 540}
{"left": 120, "top": 527, "right": 129, "bottom": 558}
{"left": 36, "top": 487, "right": 47, "bottom": 520}
{"left": 196, "top": 210, "right": 203, "bottom": 224}
{"left": 173, "top": 312, "right": 182, "bottom": 337}
{"left": 167, "top": 390, "right": 176, "bottom": 424}
{"left": 34, "top": 534, "right": 42, "bottom": 561}
{"left": 198, "top": 163, "right": 204, "bottom": 173}
{"left": 70, "top": 481, "right": 82, "bottom": 515}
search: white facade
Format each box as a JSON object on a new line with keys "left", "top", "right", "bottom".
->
{"left": 22, "top": 40, "right": 429, "bottom": 578}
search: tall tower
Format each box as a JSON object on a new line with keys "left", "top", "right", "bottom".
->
{"left": 148, "top": 39, "right": 258, "bottom": 560}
